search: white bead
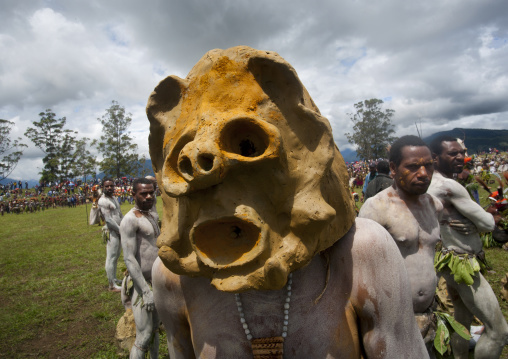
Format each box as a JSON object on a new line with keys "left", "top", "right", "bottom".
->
{"left": 240, "top": 318, "right": 245, "bottom": 323}
{"left": 287, "top": 290, "right": 292, "bottom": 296}
{"left": 247, "top": 334, "right": 253, "bottom": 340}
{"left": 284, "top": 314, "right": 289, "bottom": 320}
{"left": 239, "top": 312, "right": 244, "bottom": 318}
{"left": 282, "top": 332, "right": 287, "bottom": 338}
{"left": 245, "top": 329, "right": 250, "bottom": 335}
{"left": 284, "top": 303, "right": 290, "bottom": 309}
{"left": 284, "top": 320, "right": 288, "bottom": 325}
{"left": 287, "top": 285, "right": 291, "bottom": 291}
{"left": 284, "top": 309, "right": 289, "bottom": 315}
{"left": 243, "top": 323, "right": 248, "bottom": 329}
{"left": 286, "top": 297, "right": 290, "bottom": 303}
{"left": 283, "top": 326, "right": 288, "bottom": 332}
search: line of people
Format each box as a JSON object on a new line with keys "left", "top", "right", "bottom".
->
{"left": 360, "top": 135, "right": 508, "bottom": 358}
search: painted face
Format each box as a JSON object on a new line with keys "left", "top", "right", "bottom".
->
{"left": 134, "top": 183, "right": 155, "bottom": 211}
{"left": 103, "top": 181, "right": 115, "bottom": 197}
{"left": 436, "top": 141, "right": 465, "bottom": 175}
{"left": 147, "top": 46, "right": 356, "bottom": 292}
{"left": 391, "top": 146, "right": 433, "bottom": 196}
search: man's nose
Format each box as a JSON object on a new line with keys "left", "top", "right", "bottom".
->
{"left": 416, "top": 166, "right": 429, "bottom": 178}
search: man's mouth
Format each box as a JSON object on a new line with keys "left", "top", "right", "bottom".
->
{"left": 190, "top": 212, "right": 266, "bottom": 268}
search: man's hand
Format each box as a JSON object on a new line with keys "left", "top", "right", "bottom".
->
{"left": 142, "top": 290, "right": 155, "bottom": 312}
{"left": 447, "top": 218, "right": 478, "bottom": 235}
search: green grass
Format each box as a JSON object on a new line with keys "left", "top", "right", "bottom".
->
{"left": 0, "top": 201, "right": 168, "bottom": 358}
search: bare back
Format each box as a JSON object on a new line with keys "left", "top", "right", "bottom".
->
{"left": 359, "top": 186, "right": 442, "bottom": 313}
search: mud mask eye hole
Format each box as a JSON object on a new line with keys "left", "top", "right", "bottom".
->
{"left": 220, "top": 119, "right": 269, "bottom": 158}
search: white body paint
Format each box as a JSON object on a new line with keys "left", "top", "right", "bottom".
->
{"left": 152, "top": 218, "right": 428, "bottom": 359}
{"left": 120, "top": 207, "right": 160, "bottom": 358}
{"left": 428, "top": 171, "right": 508, "bottom": 359}
{"left": 98, "top": 194, "right": 123, "bottom": 289}
{"left": 359, "top": 186, "right": 442, "bottom": 313}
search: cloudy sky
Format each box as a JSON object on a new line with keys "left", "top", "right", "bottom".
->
{"left": 2, "top": 0, "right": 507, "bottom": 180}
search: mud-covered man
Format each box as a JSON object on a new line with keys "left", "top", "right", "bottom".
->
{"left": 120, "top": 178, "right": 160, "bottom": 358}
{"left": 428, "top": 135, "right": 508, "bottom": 359}
{"left": 98, "top": 178, "right": 123, "bottom": 291}
{"left": 359, "top": 136, "right": 442, "bottom": 356}
{"left": 148, "top": 46, "right": 427, "bottom": 358}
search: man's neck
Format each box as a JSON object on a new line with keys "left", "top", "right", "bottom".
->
{"left": 394, "top": 186, "right": 423, "bottom": 204}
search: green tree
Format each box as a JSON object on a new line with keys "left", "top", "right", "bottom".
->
{"left": 71, "top": 137, "right": 97, "bottom": 179}
{"left": 345, "top": 99, "right": 396, "bottom": 160}
{"left": 58, "top": 129, "right": 78, "bottom": 181}
{"left": 24, "top": 109, "right": 68, "bottom": 183}
{"left": 138, "top": 154, "right": 151, "bottom": 177}
{"left": 0, "top": 119, "right": 27, "bottom": 181}
{"left": 94, "top": 101, "right": 140, "bottom": 178}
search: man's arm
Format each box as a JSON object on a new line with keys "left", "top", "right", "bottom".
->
{"left": 352, "top": 218, "right": 428, "bottom": 358}
{"left": 358, "top": 197, "right": 385, "bottom": 226}
{"left": 448, "top": 180, "right": 495, "bottom": 232}
{"left": 120, "top": 214, "right": 154, "bottom": 311}
{"left": 99, "top": 198, "right": 121, "bottom": 233}
{"left": 362, "top": 173, "right": 370, "bottom": 194}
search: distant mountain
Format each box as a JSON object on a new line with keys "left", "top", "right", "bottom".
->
{"left": 340, "top": 147, "right": 359, "bottom": 163}
{"left": 423, "top": 128, "right": 508, "bottom": 153}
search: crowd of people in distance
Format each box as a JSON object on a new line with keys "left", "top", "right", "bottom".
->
{"left": 347, "top": 148, "right": 508, "bottom": 206}
{"left": 0, "top": 177, "right": 139, "bottom": 216}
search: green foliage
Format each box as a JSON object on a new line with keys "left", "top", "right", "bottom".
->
{"left": 72, "top": 137, "right": 98, "bottom": 179}
{"left": 482, "top": 232, "right": 503, "bottom": 248}
{"left": 24, "top": 109, "right": 78, "bottom": 182}
{"left": 345, "top": 99, "right": 396, "bottom": 160}
{"left": 434, "top": 312, "right": 471, "bottom": 357}
{"left": 434, "top": 251, "right": 482, "bottom": 285}
{"left": 94, "top": 101, "right": 140, "bottom": 178}
{"left": 0, "top": 119, "right": 27, "bottom": 181}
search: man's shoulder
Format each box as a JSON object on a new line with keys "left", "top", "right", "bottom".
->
{"left": 331, "top": 217, "right": 399, "bottom": 265}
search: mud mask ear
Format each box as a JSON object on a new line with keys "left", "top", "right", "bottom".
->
{"left": 146, "top": 75, "right": 188, "bottom": 175}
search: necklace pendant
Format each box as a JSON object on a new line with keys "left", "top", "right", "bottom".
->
{"left": 251, "top": 336, "right": 284, "bottom": 359}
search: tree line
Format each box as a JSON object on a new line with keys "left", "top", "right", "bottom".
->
{"left": 0, "top": 100, "right": 144, "bottom": 183}
{"left": 1, "top": 98, "right": 396, "bottom": 182}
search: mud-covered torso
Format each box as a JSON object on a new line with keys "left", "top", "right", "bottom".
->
{"left": 359, "top": 187, "right": 442, "bottom": 313}
{"left": 127, "top": 209, "right": 160, "bottom": 281}
{"left": 179, "top": 247, "right": 361, "bottom": 359}
{"left": 154, "top": 218, "right": 426, "bottom": 358}
{"left": 98, "top": 194, "right": 122, "bottom": 225}
{"left": 428, "top": 172, "right": 486, "bottom": 254}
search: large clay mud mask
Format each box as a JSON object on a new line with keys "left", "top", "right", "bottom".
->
{"left": 147, "top": 46, "right": 356, "bottom": 292}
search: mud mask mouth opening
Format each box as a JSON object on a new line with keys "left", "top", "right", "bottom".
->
{"left": 191, "top": 217, "right": 265, "bottom": 268}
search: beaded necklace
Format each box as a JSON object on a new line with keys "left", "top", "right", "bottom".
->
{"left": 234, "top": 272, "right": 293, "bottom": 359}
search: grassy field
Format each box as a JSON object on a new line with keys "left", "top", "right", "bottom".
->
{"left": 1, "top": 184, "right": 508, "bottom": 358}
{"left": 0, "top": 201, "right": 168, "bottom": 358}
